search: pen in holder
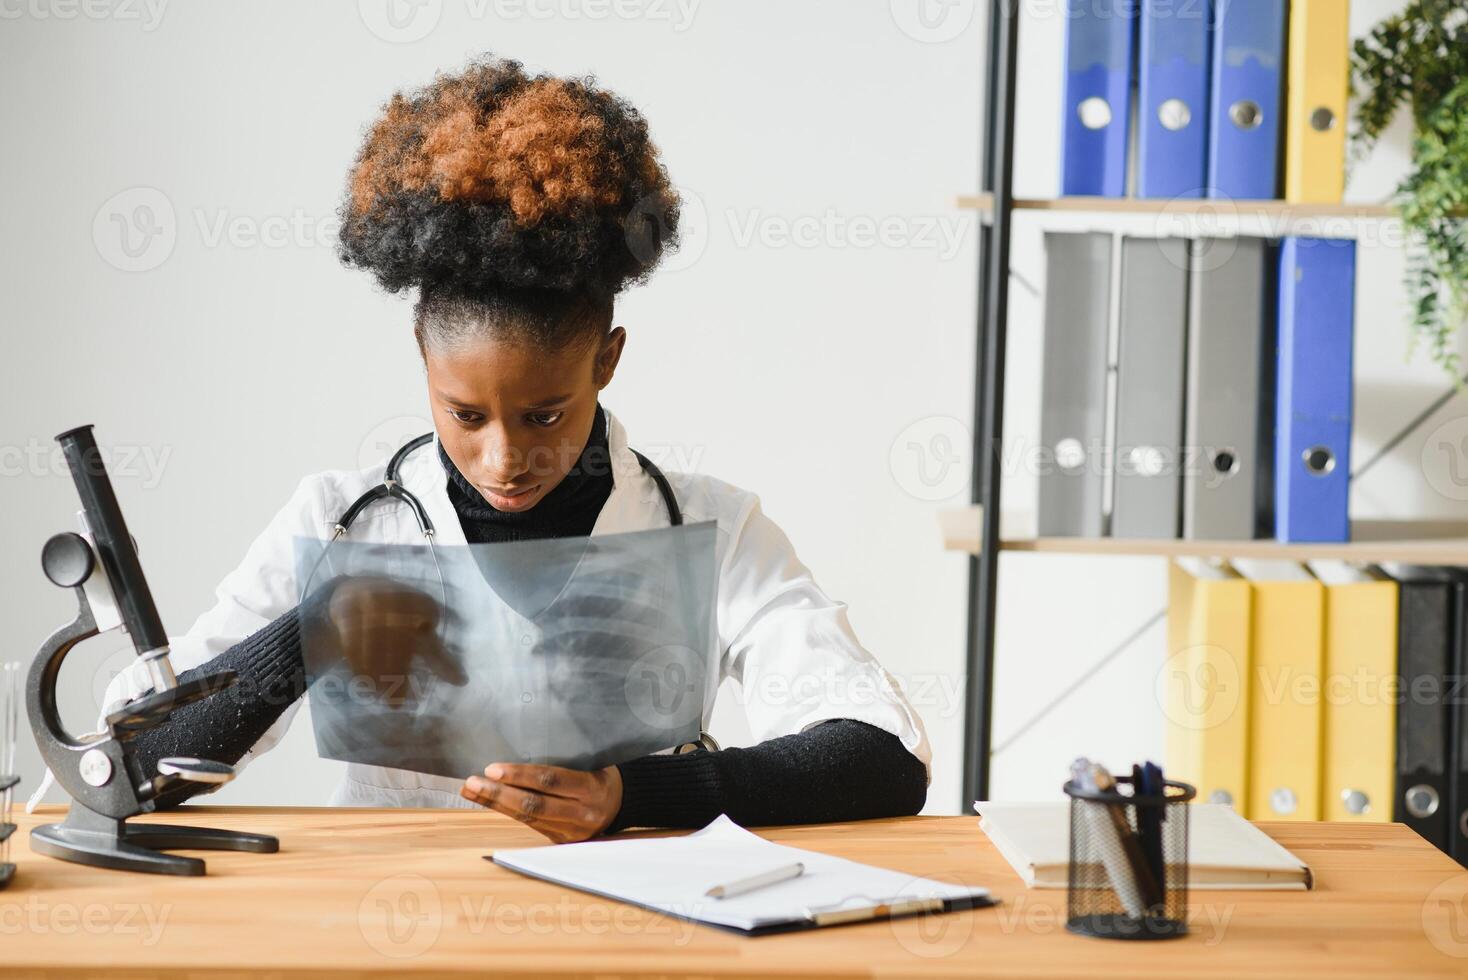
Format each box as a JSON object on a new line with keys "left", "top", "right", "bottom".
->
{"left": 1063, "top": 774, "right": 1195, "bottom": 940}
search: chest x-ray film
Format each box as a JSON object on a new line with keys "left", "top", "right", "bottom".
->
{"left": 293, "top": 521, "right": 718, "bottom": 778}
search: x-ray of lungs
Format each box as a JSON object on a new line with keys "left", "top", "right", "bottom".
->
{"left": 293, "top": 521, "right": 718, "bottom": 779}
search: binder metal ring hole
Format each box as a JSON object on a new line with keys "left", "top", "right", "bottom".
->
{"left": 1302, "top": 446, "right": 1335, "bottom": 476}
{"left": 1310, "top": 106, "right": 1336, "bottom": 132}
{"left": 1157, "top": 98, "right": 1191, "bottom": 131}
{"left": 1228, "top": 100, "right": 1262, "bottom": 130}
{"left": 1211, "top": 450, "right": 1239, "bottom": 477}
{"left": 1077, "top": 97, "right": 1112, "bottom": 130}
{"left": 1406, "top": 784, "right": 1439, "bottom": 819}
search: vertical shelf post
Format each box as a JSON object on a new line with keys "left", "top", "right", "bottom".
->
{"left": 963, "top": 0, "right": 1019, "bottom": 804}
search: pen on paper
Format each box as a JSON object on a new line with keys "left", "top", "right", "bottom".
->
{"left": 705, "top": 862, "right": 805, "bottom": 899}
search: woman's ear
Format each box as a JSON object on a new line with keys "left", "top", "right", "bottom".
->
{"left": 594, "top": 326, "right": 627, "bottom": 389}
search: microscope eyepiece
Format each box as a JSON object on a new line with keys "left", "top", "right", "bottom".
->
{"left": 54, "top": 426, "right": 173, "bottom": 676}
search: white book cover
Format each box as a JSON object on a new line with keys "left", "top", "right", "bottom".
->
{"left": 974, "top": 802, "right": 1313, "bottom": 890}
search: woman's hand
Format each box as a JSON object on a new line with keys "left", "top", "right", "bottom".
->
{"left": 319, "top": 576, "right": 465, "bottom": 708}
{"left": 461, "top": 763, "right": 623, "bottom": 843}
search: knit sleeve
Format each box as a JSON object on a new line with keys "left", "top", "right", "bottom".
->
{"left": 126, "top": 606, "right": 311, "bottom": 809}
{"left": 605, "top": 720, "right": 927, "bottom": 834}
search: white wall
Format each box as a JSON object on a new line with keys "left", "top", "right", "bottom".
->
{"left": 0, "top": 1, "right": 983, "bottom": 811}
{"left": 0, "top": 0, "right": 1454, "bottom": 819}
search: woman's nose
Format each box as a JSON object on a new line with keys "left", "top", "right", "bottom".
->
{"left": 479, "top": 433, "right": 530, "bottom": 483}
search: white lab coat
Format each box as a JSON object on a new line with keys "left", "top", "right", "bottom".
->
{"left": 98, "top": 408, "right": 931, "bottom": 809}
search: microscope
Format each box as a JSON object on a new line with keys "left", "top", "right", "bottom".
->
{"left": 27, "top": 425, "right": 277, "bottom": 875}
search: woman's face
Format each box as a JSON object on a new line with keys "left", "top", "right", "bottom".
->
{"left": 425, "top": 327, "right": 625, "bottom": 513}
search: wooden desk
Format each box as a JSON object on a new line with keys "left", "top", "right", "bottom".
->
{"left": 2, "top": 807, "right": 1466, "bottom": 977}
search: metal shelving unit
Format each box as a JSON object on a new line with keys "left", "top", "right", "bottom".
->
{"left": 941, "top": 506, "right": 1468, "bottom": 565}
{"left": 956, "top": 2, "right": 1462, "bottom": 803}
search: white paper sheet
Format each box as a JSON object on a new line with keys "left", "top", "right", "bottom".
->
{"left": 492, "top": 814, "right": 991, "bottom": 932}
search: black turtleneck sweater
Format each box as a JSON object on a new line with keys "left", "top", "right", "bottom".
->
{"left": 128, "top": 406, "right": 928, "bottom": 829}
{"left": 440, "top": 405, "right": 616, "bottom": 543}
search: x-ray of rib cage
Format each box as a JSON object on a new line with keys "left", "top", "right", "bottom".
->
{"left": 292, "top": 521, "right": 718, "bottom": 779}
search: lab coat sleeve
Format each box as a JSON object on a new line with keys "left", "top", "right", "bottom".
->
{"left": 99, "top": 474, "right": 329, "bottom": 771}
{"left": 717, "top": 494, "right": 933, "bottom": 779}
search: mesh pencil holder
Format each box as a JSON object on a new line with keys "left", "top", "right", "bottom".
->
{"left": 1063, "top": 776, "right": 1195, "bottom": 940}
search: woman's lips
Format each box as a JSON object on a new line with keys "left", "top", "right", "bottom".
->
{"left": 481, "top": 483, "right": 541, "bottom": 511}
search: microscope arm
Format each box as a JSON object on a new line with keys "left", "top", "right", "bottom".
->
{"left": 26, "top": 424, "right": 280, "bottom": 874}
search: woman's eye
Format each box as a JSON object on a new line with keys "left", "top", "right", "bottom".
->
{"left": 448, "top": 409, "right": 481, "bottom": 425}
{"left": 528, "top": 412, "right": 564, "bottom": 427}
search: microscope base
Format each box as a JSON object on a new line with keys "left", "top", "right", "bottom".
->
{"left": 31, "top": 801, "right": 279, "bottom": 876}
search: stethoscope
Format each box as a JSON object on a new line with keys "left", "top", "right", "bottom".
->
{"left": 305, "top": 431, "right": 684, "bottom": 588}
{"left": 337, "top": 431, "right": 685, "bottom": 541}
{"left": 301, "top": 432, "right": 718, "bottom": 753}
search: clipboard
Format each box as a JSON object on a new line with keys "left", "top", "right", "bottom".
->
{"left": 487, "top": 815, "right": 997, "bottom": 936}
{"left": 486, "top": 857, "right": 995, "bottom": 936}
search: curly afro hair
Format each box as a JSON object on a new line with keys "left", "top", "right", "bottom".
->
{"left": 337, "top": 57, "right": 681, "bottom": 325}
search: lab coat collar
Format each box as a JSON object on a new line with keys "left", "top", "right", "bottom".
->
{"left": 398, "top": 406, "right": 668, "bottom": 547}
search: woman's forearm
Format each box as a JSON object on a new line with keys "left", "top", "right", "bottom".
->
{"left": 126, "top": 608, "right": 310, "bottom": 809}
{"left": 607, "top": 720, "right": 928, "bottom": 833}
{"left": 125, "top": 611, "right": 929, "bottom": 829}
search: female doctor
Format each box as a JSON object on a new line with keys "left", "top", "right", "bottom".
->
{"left": 100, "top": 57, "right": 931, "bottom": 843}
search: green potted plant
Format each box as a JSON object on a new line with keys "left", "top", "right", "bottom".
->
{"left": 1351, "top": 0, "right": 1468, "bottom": 377}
